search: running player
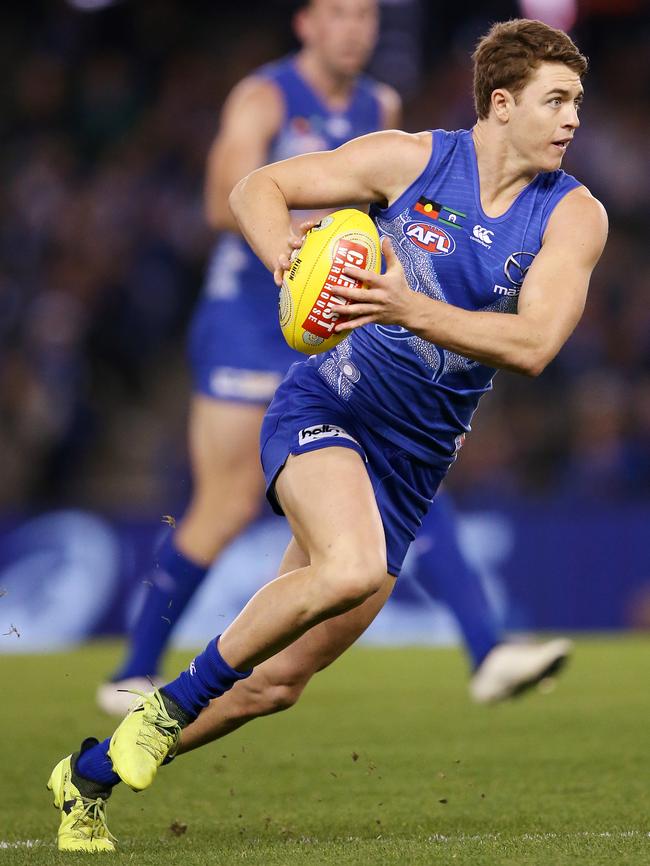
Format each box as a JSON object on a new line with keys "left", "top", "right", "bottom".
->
{"left": 99, "top": 0, "right": 570, "bottom": 718}
{"left": 49, "top": 17, "right": 604, "bottom": 851}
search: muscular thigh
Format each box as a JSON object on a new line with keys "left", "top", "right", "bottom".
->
{"left": 275, "top": 446, "right": 387, "bottom": 568}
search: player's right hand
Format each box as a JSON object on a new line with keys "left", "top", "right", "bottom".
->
{"left": 273, "top": 219, "right": 321, "bottom": 286}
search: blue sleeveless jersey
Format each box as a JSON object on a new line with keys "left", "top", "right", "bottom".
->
{"left": 190, "top": 55, "right": 383, "bottom": 396}
{"left": 306, "top": 128, "right": 581, "bottom": 466}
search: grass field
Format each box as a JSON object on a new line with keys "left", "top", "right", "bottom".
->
{"left": 1, "top": 638, "right": 648, "bottom": 864}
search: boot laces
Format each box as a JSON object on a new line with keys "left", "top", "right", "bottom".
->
{"left": 125, "top": 689, "right": 180, "bottom": 760}
{"left": 72, "top": 796, "right": 116, "bottom": 843}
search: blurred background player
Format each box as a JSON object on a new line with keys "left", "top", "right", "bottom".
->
{"left": 97, "top": 0, "right": 570, "bottom": 716}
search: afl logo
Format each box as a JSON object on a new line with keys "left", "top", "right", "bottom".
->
{"left": 504, "top": 251, "right": 536, "bottom": 287}
{"left": 403, "top": 221, "right": 455, "bottom": 256}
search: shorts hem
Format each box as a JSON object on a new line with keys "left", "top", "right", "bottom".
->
{"left": 264, "top": 438, "right": 367, "bottom": 517}
{"left": 192, "top": 385, "right": 273, "bottom": 407}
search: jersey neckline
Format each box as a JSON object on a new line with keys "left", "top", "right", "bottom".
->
{"left": 465, "top": 129, "right": 538, "bottom": 224}
{"left": 288, "top": 55, "right": 362, "bottom": 120}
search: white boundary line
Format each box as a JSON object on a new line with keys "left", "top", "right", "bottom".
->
{"left": 425, "top": 831, "right": 650, "bottom": 844}
{"left": 2, "top": 831, "right": 649, "bottom": 849}
{"left": 0, "top": 839, "right": 50, "bottom": 849}
{"left": 335, "top": 831, "right": 650, "bottom": 845}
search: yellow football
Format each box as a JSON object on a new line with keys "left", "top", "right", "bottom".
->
{"left": 279, "top": 208, "right": 381, "bottom": 355}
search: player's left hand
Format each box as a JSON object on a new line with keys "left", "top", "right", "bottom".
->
{"left": 335, "top": 237, "right": 417, "bottom": 332}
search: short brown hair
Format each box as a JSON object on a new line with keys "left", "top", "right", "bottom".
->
{"left": 473, "top": 19, "right": 588, "bottom": 120}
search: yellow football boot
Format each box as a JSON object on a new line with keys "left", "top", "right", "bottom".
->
{"left": 108, "top": 688, "right": 180, "bottom": 791}
{"left": 47, "top": 740, "right": 116, "bottom": 852}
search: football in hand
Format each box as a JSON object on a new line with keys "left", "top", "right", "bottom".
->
{"left": 279, "top": 208, "right": 380, "bottom": 355}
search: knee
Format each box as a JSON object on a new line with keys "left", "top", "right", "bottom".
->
{"left": 237, "top": 669, "right": 306, "bottom": 718}
{"left": 318, "top": 555, "right": 386, "bottom": 611}
{"left": 259, "top": 681, "right": 303, "bottom": 714}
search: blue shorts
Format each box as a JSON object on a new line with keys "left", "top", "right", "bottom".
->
{"left": 260, "top": 363, "right": 447, "bottom": 577}
{"left": 188, "top": 241, "right": 297, "bottom": 405}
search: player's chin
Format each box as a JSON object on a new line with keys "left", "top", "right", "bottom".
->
{"left": 535, "top": 156, "right": 563, "bottom": 175}
{"left": 334, "top": 52, "right": 371, "bottom": 77}
{"left": 545, "top": 144, "right": 567, "bottom": 169}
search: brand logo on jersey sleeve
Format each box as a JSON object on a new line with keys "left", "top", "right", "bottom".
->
{"left": 403, "top": 221, "right": 455, "bottom": 255}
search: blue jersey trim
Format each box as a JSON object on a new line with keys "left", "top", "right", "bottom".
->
{"left": 464, "top": 131, "right": 538, "bottom": 224}
{"left": 463, "top": 128, "right": 582, "bottom": 232}
{"left": 259, "top": 55, "right": 381, "bottom": 135}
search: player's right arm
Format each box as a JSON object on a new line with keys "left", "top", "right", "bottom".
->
{"left": 204, "top": 76, "right": 284, "bottom": 232}
{"left": 229, "top": 130, "right": 430, "bottom": 284}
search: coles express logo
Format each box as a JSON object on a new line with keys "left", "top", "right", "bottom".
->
{"left": 403, "top": 221, "right": 455, "bottom": 255}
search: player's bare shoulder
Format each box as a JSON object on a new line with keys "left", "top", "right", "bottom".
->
{"left": 375, "top": 81, "right": 402, "bottom": 128}
{"left": 354, "top": 129, "right": 432, "bottom": 206}
{"left": 556, "top": 184, "right": 608, "bottom": 227}
{"left": 220, "top": 74, "right": 285, "bottom": 135}
{"left": 543, "top": 184, "right": 608, "bottom": 262}
{"left": 388, "top": 130, "right": 433, "bottom": 205}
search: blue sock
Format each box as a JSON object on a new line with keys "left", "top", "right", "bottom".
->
{"left": 74, "top": 738, "right": 120, "bottom": 788}
{"left": 115, "top": 533, "right": 209, "bottom": 680}
{"left": 161, "top": 637, "right": 252, "bottom": 723}
{"left": 414, "top": 493, "right": 501, "bottom": 669}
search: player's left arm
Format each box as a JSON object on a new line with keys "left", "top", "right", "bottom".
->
{"left": 337, "top": 187, "right": 608, "bottom": 376}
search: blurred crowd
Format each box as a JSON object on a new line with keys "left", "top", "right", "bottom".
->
{"left": 1, "top": 0, "right": 649, "bottom": 513}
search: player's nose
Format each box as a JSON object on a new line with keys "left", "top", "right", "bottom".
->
{"left": 565, "top": 105, "right": 580, "bottom": 129}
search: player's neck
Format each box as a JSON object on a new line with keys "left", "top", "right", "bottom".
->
{"left": 295, "top": 51, "right": 357, "bottom": 111}
{"left": 471, "top": 122, "right": 538, "bottom": 218}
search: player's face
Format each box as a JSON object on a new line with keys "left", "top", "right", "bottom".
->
{"left": 508, "top": 62, "right": 583, "bottom": 172}
{"left": 298, "top": 0, "right": 379, "bottom": 78}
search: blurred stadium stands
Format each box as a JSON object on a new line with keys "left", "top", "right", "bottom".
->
{"left": 0, "top": 0, "right": 648, "bottom": 644}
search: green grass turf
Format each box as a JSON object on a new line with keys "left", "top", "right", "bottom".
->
{"left": 1, "top": 638, "right": 648, "bottom": 864}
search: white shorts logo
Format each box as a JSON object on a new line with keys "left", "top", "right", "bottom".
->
{"left": 298, "top": 424, "right": 359, "bottom": 446}
{"left": 210, "top": 367, "right": 282, "bottom": 401}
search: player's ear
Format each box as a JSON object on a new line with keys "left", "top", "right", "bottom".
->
{"left": 491, "top": 88, "right": 511, "bottom": 123}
